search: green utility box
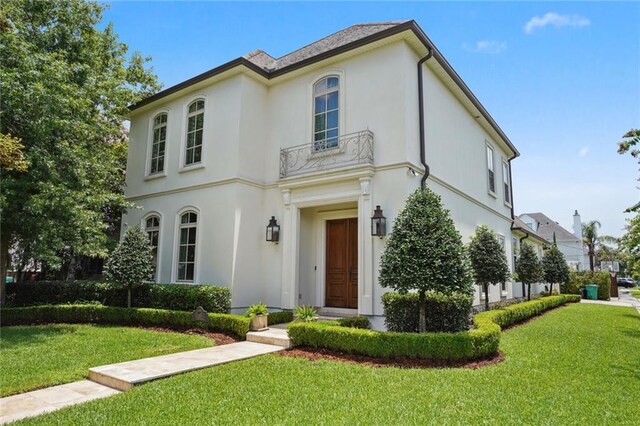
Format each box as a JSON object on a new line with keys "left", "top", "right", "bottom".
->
{"left": 585, "top": 284, "right": 599, "bottom": 300}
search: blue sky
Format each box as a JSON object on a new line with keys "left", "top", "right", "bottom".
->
{"left": 104, "top": 1, "right": 639, "bottom": 238}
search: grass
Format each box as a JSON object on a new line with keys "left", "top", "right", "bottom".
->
{"left": 0, "top": 324, "right": 212, "bottom": 397}
{"left": 629, "top": 288, "right": 640, "bottom": 299}
{"left": 12, "top": 303, "right": 640, "bottom": 425}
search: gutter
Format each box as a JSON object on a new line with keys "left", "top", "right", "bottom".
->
{"left": 417, "top": 47, "right": 433, "bottom": 187}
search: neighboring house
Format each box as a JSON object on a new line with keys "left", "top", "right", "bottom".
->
{"left": 123, "top": 20, "right": 520, "bottom": 328}
{"left": 519, "top": 211, "right": 586, "bottom": 270}
{"left": 511, "top": 217, "right": 549, "bottom": 298}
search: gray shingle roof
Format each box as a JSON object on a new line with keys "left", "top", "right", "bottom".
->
{"left": 512, "top": 217, "right": 549, "bottom": 244}
{"left": 243, "top": 22, "right": 409, "bottom": 72}
{"left": 519, "top": 213, "right": 580, "bottom": 242}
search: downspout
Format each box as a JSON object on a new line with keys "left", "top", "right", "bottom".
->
{"left": 417, "top": 47, "right": 433, "bottom": 188}
{"left": 518, "top": 233, "right": 529, "bottom": 298}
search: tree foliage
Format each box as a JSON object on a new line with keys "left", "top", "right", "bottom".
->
{"left": 468, "top": 225, "right": 510, "bottom": 310}
{"left": 105, "top": 226, "right": 153, "bottom": 308}
{"left": 582, "top": 220, "right": 601, "bottom": 271}
{"left": 0, "top": 0, "right": 161, "bottom": 302}
{"left": 543, "top": 243, "right": 570, "bottom": 293}
{"left": 617, "top": 129, "right": 639, "bottom": 212}
{"left": 379, "top": 187, "right": 472, "bottom": 332}
{"left": 0, "top": 133, "right": 28, "bottom": 172}
{"left": 620, "top": 214, "right": 640, "bottom": 279}
{"left": 515, "top": 242, "right": 544, "bottom": 301}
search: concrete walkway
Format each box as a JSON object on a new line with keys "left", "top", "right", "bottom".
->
{"left": 0, "top": 381, "right": 120, "bottom": 424}
{"left": 581, "top": 289, "right": 640, "bottom": 314}
{"left": 1, "top": 338, "right": 288, "bottom": 424}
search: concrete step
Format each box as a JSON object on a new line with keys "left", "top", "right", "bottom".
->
{"left": 317, "top": 307, "right": 358, "bottom": 317}
{"left": 246, "top": 328, "right": 291, "bottom": 348}
{"left": 88, "top": 342, "right": 283, "bottom": 391}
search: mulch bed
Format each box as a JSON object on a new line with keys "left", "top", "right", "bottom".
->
{"left": 136, "top": 326, "right": 240, "bottom": 346}
{"left": 277, "top": 346, "right": 504, "bottom": 369}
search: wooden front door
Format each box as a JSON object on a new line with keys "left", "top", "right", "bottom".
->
{"left": 325, "top": 218, "right": 358, "bottom": 308}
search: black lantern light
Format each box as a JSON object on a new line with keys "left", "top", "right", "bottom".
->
{"left": 371, "top": 205, "right": 386, "bottom": 238}
{"left": 266, "top": 216, "right": 280, "bottom": 243}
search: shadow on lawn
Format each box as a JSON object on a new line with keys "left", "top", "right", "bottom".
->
{"left": 0, "top": 324, "right": 79, "bottom": 349}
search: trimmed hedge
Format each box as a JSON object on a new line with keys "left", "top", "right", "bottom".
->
{"left": 381, "top": 291, "right": 473, "bottom": 333}
{"left": 562, "top": 271, "right": 611, "bottom": 301}
{"left": 0, "top": 304, "right": 250, "bottom": 337}
{"left": 267, "top": 311, "right": 293, "bottom": 326}
{"left": 288, "top": 295, "right": 580, "bottom": 360}
{"left": 6, "top": 281, "right": 231, "bottom": 313}
{"left": 336, "top": 316, "right": 370, "bottom": 329}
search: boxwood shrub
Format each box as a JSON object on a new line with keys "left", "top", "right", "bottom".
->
{"left": 267, "top": 311, "right": 294, "bottom": 325}
{"left": 381, "top": 291, "right": 472, "bottom": 333}
{"left": 0, "top": 304, "right": 251, "bottom": 337}
{"left": 6, "top": 281, "right": 231, "bottom": 313}
{"left": 288, "top": 295, "right": 579, "bottom": 360}
{"left": 336, "top": 316, "right": 370, "bottom": 329}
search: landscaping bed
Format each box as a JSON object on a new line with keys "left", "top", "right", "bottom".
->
{"left": 288, "top": 295, "right": 580, "bottom": 360}
{"left": 12, "top": 303, "right": 639, "bottom": 425}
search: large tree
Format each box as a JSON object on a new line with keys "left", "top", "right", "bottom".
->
{"left": 468, "top": 225, "right": 510, "bottom": 311}
{"left": 543, "top": 241, "right": 570, "bottom": 294}
{"left": 618, "top": 129, "right": 639, "bottom": 212}
{"left": 379, "top": 187, "right": 473, "bottom": 332}
{"left": 515, "top": 242, "right": 544, "bottom": 301}
{"left": 0, "top": 0, "right": 160, "bottom": 304}
{"left": 582, "top": 220, "right": 601, "bottom": 271}
{"left": 620, "top": 214, "right": 640, "bottom": 279}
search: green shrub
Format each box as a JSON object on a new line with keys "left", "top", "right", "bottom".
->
{"left": 336, "top": 316, "right": 370, "bottom": 329}
{"left": 563, "top": 271, "right": 611, "bottom": 300}
{"left": 381, "top": 291, "right": 472, "bottom": 333}
{"left": 5, "top": 281, "right": 231, "bottom": 313}
{"left": 288, "top": 295, "right": 579, "bottom": 360}
{"left": 294, "top": 305, "right": 318, "bottom": 323}
{"left": 245, "top": 302, "right": 268, "bottom": 318}
{"left": 0, "top": 304, "right": 250, "bottom": 337}
{"left": 267, "top": 311, "right": 293, "bottom": 326}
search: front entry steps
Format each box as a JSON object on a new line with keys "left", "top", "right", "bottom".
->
{"left": 246, "top": 328, "right": 291, "bottom": 348}
{"left": 317, "top": 307, "right": 358, "bottom": 317}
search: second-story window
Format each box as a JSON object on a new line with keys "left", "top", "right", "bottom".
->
{"left": 145, "top": 215, "right": 160, "bottom": 280}
{"left": 487, "top": 145, "right": 495, "bottom": 194}
{"left": 150, "top": 113, "right": 167, "bottom": 174}
{"left": 313, "top": 76, "right": 339, "bottom": 150}
{"left": 502, "top": 160, "right": 511, "bottom": 205}
{"left": 185, "top": 100, "right": 205, "bottom": 166}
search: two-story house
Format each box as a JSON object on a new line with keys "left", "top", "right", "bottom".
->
{"left": 123, "top": 21, "right": 520, "bottom": 328}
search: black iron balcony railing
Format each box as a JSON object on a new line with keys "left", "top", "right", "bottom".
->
{"left": 279, "top": 130, "right": 374, "bottom": 178}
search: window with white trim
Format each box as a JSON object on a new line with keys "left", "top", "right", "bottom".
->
{"left": 145, "top": 216, "right": 160, "bottom": 280}
{"left": 185, "top": 100, "right": 204, "bottom": 166}
{"left": 502, "top": 159, "right": 511, "bottom": 205}
{"left": 177, "top": 212, "right": 197, "bottom": 281}
{"left": 487, "top": 145, "right": 495, "bottom": 194}
{"left": 313, "top": 76, "right": 339, "bottom": 150}
{"left": 512, "top": 237, "right": 518, "bottom": 274}
{"left": 150, "top": 114, "right": 167, "bottom": 174}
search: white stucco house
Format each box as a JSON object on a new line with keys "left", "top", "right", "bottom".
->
{"left": 511, "top": 217, "right": 550, "bottom": 298}
{"left": 519, "top": 211, "right": 587, "bottom": 270}
{"left": 123, "top": 21, "right": 520, "bottom": 327}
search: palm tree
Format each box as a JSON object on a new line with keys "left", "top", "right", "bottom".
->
{"left": 582, "top": 220, "right": 601, "bottom": 271}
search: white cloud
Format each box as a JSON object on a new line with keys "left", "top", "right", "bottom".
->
{"left": 579, "top": 146, "right": 589, "bottom": 157}
{"left": 524, "top": 13, "right": 590, "bottom": 34}
{"left": 463, "top": 40, "right": 507, "bottom": 54}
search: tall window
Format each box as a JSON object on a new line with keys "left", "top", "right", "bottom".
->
{"left": 185, "top": 100, "right": 204, "bottom": 166}
{"left": 150, "top": 114, "right": 167, "bottom": 174}
{"left": 498, "top": 234, "right": 507, "bottom": 293}
{"left": 145, "top": 216, "right": 160, "bottom": 280}
{"left": 512, "top": 237, "right": 518, "bottom": 273}
{"left": 487, "top": 145, "right": 495, "bottom": 194}
{"left": 502, "top": 160, "right": 511, "bottom": 204}
{"left": 313, "top": 76, "right": 339, "bottom": 150}
{"left": 177, "top": 212, "right": 197, "bottom": 281}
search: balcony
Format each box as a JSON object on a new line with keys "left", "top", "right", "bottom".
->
{"left": 279, "top": 130, "right": 374, "bottom": 178}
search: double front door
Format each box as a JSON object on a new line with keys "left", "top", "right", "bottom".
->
{"left": 325, "top": 218, "right": 358, "bottom": 309}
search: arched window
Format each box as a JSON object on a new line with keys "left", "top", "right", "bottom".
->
{"left": 177, "top": 211, "right": 197, "bottom": 281}
{"left": 150, "top": 113, "right": 167, "bottom": 174}
{"left": 313, "top": 76, "right": 339, "bottom": 150}
{"left": 145, "top": 215, "right": 160, "bottom": 280}
{"left": 185, "top": 100, "right": 205, "bottom": 166}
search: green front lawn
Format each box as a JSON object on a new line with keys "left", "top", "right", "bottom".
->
{"left": 14, "top": 303, "right": 640, "bottom": 425}
{"left": 629, "top": 288, "right": 640, "bottom": 299}
{"left": 0, "top": 324, "right": 212, "bottom": 396}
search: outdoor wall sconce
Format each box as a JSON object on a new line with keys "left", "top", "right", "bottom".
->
{"left": 266, "top": 216, "right": 280, "bottom": 243}
{"left": 371, "top": 205, "right": 386, "bottom": 238}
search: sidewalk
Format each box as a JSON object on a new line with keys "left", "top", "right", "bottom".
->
{"left": 1, "top": 339, "right": 286, "bottom": 424}
{"left": 581, "top": 289, "right": 640, "bottom": 314}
